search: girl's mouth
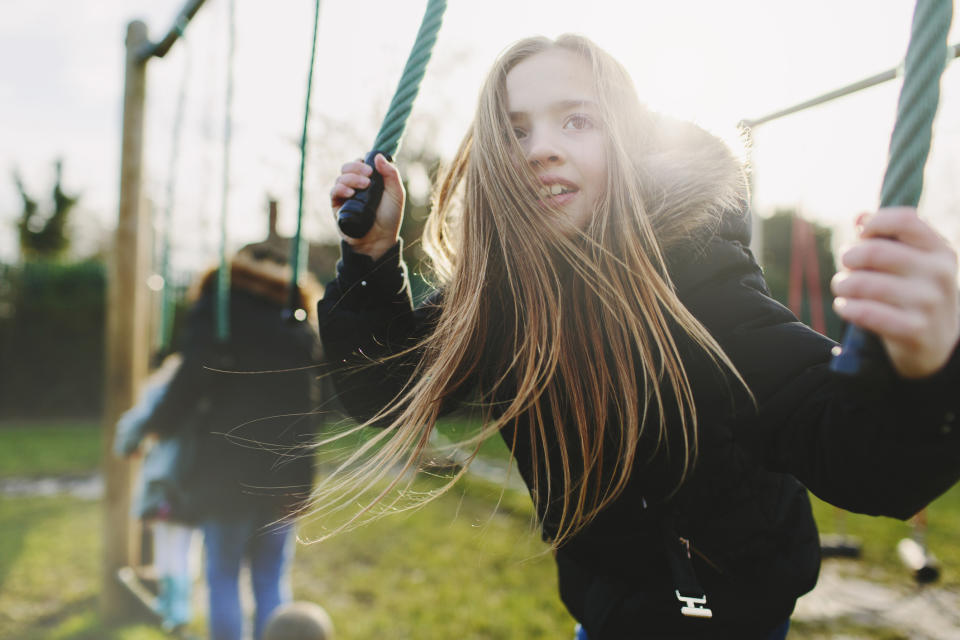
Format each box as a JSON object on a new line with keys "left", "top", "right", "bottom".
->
{"left": 538, "top": 182, "right": 579, "bottom": 205}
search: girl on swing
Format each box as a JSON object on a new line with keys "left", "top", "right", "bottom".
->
{"left": 317, "top": 34, "right": 960, "bottom": 638}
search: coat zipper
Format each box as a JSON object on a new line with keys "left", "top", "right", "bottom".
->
{"left": 662, "top": 516, "right": 714, "bottom": 619}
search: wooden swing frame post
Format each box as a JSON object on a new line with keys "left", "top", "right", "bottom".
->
{"left": 103, "top": 20, "right": 150, "bottom": 619}
{"left": 102, "top": 1, "right": 207, "bottom": 620}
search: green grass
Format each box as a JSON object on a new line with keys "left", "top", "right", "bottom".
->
{"left": 0, "top": 493, "right": 171, "bottom": 640}
{"left": 313, "top": 411, "right": 513, "bottom": 466}
{"left": 0, "top": 414, "right": 506, "bottom": 479}
{"left": 0, "top": 419, "right": 573, "bottom": 639}
{"left": 0, "top": 477, "right": 572, "bottom": 639}
{"left": 3, "top": 420, "right": 960, "bottom": 638}
{"left": 293, "top": 474, "right": 571, "bottom": 639}
{"left": 0, "top": 420, "right": 101, "bottom": 477}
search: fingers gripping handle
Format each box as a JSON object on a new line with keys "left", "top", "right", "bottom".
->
{"left": 337, "top": 150, "right": 391, "bottom": 239}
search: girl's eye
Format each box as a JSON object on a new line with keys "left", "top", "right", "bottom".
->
{"left": 513, "top": 127, "right": 528, "bottom": 140}
{"left": 563, "top": 114, "right": 594, "bottom": 131}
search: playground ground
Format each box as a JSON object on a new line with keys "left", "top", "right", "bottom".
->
{"left": 794, "top": 560, "right": 960, "bottom": 639}
{"left": 3, "top": 421, "right": 960, "bottom": 639}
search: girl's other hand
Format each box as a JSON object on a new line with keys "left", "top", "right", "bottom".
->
{"left": 831, "top": 207, "right": 960, "bottom": 378}
{"left": 330, "top": 153, "right": 405, "bottom": 261}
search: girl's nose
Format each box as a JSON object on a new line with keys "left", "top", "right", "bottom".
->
{"left": 526, "top": 130, "right": 563, "bottom": 168}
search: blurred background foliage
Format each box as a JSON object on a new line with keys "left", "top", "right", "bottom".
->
{"left": 0, "top": 159, "right": 840, "bottom": 421}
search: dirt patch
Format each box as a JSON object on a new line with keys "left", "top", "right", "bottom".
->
{"left": 0, "top": 474, "right": 102, "bottom": 500}
{"left": 794, "top": 561, "right": 960, "bottom": 639}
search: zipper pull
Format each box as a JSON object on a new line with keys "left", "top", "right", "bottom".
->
{"left": 675, "top": 536, "right": 713, "bottom": 619}
{"left": 675, "top": 590, "right": 713, "bottom": 619}
{"left": 662, "top": 517, "right": 713, "bottom": 620}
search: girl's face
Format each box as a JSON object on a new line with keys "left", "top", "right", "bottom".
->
{"left": 506, "top": 48, "right": 607, "bottom": 230}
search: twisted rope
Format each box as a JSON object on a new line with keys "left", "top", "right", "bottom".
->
{"left": 372, "top": 0, "right": 447, "bottom": 156}
{"left": 880, "top": 0, "right": 953, "bottom": 208}
{"left": 157, "top": 42, "right": 191, "bottom": 354}
{"left": 288, "top": 0, "right": 322, "bottom": 318}
{"left": 831, "top": 0, "right": 953, "bottom": 375}
{"left": 216, "top": 0, "right": 236, "bottom": 342}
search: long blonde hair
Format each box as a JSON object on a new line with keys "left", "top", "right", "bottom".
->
{"left": 312, "top": 35, "right": 749, "bottom": 546}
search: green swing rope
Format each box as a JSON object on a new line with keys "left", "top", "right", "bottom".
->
{"left": 157, "top": 42, "right": 191, "bottom": 354}
{"left": 831, "top": 0, "right": 953, "bottom": 374}
{"left": 880, "top": 0, "right": 952, "bottom": 208}
{"left": 288, "top": 0, "right": 322, "bottom": 317}
{"left": 216, "top": 0, "right": 236, "bottom": 342}
{"left": 373, "top": 0, "right": 447, "bottom": 157}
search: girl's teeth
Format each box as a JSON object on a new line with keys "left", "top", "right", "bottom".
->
{"left": 540, "top": 184, "right": 570, "bottom": 197}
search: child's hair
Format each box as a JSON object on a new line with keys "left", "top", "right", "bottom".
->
{"left": 188, "top": 248, "right": 324, "bottom": 323}
{"left": 263, "top": 601, "right": 334, "bottom": 640}
{"left": 314, "top": 34, "right": 749, "bottom": 546}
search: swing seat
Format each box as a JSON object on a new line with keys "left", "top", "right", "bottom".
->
{"left": 117, "top": 565, "right": 163, "bottom": 618}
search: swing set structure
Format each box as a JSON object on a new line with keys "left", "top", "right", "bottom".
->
{"left": 103, "top": 0, "right": 448, "bottom": 620}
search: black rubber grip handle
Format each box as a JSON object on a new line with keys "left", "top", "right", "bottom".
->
{"left": 829, "top": 324, "right": 886, "bottom": 376}
{"left": 337, "top": 150, "right": 390, "bottom": 239}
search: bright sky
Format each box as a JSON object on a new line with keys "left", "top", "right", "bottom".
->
{"left": 2, "top": 0, "right": 959, "bottom": 271}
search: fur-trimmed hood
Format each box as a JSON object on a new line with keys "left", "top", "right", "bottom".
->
{"left": 641, "top": 115, "right": 751, "bottom": 255}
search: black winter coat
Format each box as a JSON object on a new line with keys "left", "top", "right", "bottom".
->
{"left": 145, "top": 260, "right": 321, "bottom": 521}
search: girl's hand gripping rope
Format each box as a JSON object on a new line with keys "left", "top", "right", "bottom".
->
{"left": 331, "top": 153, "right": 406, "bottom": 261}
{"left": 831, "top": 207, "right": 960, "bottom": 379}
